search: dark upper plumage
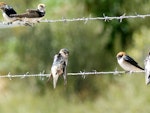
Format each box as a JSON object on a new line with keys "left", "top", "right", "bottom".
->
{"left": 10, "top": 4, "right": 45, "bottom": 18}
{"left": 0, "top": 2, "right": 17, "bottom": 16}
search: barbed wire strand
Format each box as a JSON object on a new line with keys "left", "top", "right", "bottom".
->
{"left": 0, "top": 13, "right": 150, "bottom": 28}
{"left": 41, "top": 13, "right": 150, "bottom": 23}
{"left": 0, "top": 71, "right": 145, "bottom": 79}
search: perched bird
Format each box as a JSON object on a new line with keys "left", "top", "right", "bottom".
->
{"left": 10, "top": 4, "right": 45, "bottom": 23}
{"left": 49, "top": 48, "right": 69, "bottom": 89}
{"left": 0, "top": 2, "right": 17, "bottom": 23}
{"left": 144, "top": 52, "right": 150, "bottom": 85}
{"left": 116, "top": 52, "right": 144, "bottom": 72}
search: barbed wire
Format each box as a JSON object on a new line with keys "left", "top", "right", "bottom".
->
{"left": 0, "top": 13, "right": 150, "bottom": 28}
{"left": 41, "top": 13, "right": 150, "bottom": 23}
{"left": 0, "top": 14, "right": 147, "bottom": 78}
{"left": 0, "top": 70, "right": 145, "bottom": 80}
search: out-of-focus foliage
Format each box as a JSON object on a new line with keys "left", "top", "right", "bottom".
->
{"left": 79, "top": 0, "right": 132, "bottom": 51}
{"left": 80, "top": 0, "right": 150, "bottom": 51}
{"left": 0, "top": 0, "right": 149, "bottom": 112}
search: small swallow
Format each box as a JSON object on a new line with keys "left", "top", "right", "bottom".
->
{"left": 0, "top": 2, "right": 17, "bottom": 23}
{"left": 116, "top": 52, "right": 144, "bottom": 72}
{"left": 10, "top": 4, "right": 45, "bottom": 24}
{"left": 144, "top": 52, "right": 150, "bottom": 85}
{"left": 49, "top": 48, "right": 69, "bottom": 89}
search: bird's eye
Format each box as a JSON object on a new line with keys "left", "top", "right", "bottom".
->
{"left": 117, "top": 54, "right": 123, "bottom": 59}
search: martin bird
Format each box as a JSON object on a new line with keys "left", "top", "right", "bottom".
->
{"left": 0, "top": 2, "right": 17, "bottom": 23}
{"left": 49, "top": 48, "right": 69, "bottom": 89}
{"left": 144, "top": 52, "right": 150, "bottom": 85}
{"left": 116, "top": 52, "right": 144, "bottom": 72}
{"left": 10, "top": 4, "right": 45, "bottom": 23}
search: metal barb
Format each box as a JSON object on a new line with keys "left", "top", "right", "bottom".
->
{"left": 114, "top": 68, "right": 119, "bottom": 75}
{"left": 21, "top": 72, "right": 29, "bottom": 79}
{"left": 119, "top": 13, "right": 126, "bottom": 22}
{"left": 93, "top": 70, "right": 97, "bottom": 75}
{"left": 7, "top": 72, "right": 12, "bottom": 80}
{"left": 62, "top": 17, "right": 67, "bottom": 23}
{"left": 80, "top": 71, "right": 86, "bottom": 79}
{"left": 84, "top": 18, "right": 89, "bottom": 24}
{"left": 103, "top": 13, "right": 108, "bottom": 22}
{"left": 39, "top": 70, "right": 45, "bottom": 80}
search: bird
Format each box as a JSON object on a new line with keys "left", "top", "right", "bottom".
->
{"left": 0, "top": 2, "right": 17, "bottom": 23}
{"left": 116, "top": 52, "right": 144, "bottom": 72}
{"left": 49, "top": 48, "right": 69, "bottom": 89}
{"left": 144, "top": 52, "right": 150, "bottom": 85}
{"left": 10, "top": 3, "right": 45, "bottom": 24}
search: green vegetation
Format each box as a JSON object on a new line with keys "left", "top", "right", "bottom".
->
{"left": 0, "top": 0, "right": 149, "bottom": 113}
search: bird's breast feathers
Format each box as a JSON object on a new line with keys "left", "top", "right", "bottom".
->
{"left": 51, "top": 64, "right": 64, "bottom": 75}
{"left": 3, "top": 12, "right": 12, "bottom": 21}
{"left": 118, "top": 57, "right": 142, "bottom": 71}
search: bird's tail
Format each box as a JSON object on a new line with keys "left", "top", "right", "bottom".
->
{"left": 53, "top": 74, "right": 59, "bottom": 89}
{"left": 63, "top": 74, "right": 67, "bottom": 86}
{"left": 145, "top": 70, "right": 150, "bottom": 85}
{"left": 10, "top": 13, "right": 29, "bottom": 18}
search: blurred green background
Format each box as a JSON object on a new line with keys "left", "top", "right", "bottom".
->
{"left": 0, "top": 0, "right": 150, "bottom": 113}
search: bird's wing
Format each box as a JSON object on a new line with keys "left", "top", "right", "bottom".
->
{"left": 10, "top": 11, "right": 40, "bottom": 18}
{"left": 27, "top": 9, "right": 45, "bottom": 17}
{"left": 123, "top": 55, "right": 144, "bottom": 70}
{"left": 52, "top": 54, "right": 64, "bottom": 75}
{"left": 4, "top": 5, "right": 17, "bottom": 16}
{"left": 62, "top": 61, "right": 67, "bottom": 85}
{"left": 7, "top": 6, "right": 17, "bottom": 14}
{"left": 26, "top": 9, "right": 37, "bottom": 13}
